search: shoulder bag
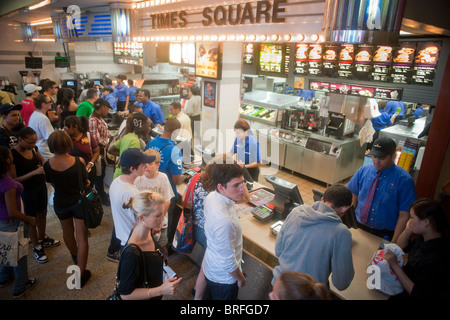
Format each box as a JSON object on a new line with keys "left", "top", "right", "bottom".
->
{"left": 76, "top": 157, "right": 104, "bottom": 228}
{"left": 172, "top": 172, "right": 202, "bottom": 255}
{"left": 0, "top": 223, "right": 29, "bottom": 267}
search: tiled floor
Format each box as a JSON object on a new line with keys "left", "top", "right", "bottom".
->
{"left": 0, "top": 166, "right": 340, "bottom": 300}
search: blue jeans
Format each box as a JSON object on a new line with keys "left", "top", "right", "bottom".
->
{"left": 204, "top": 277, "right": 239, "bottom": 300}
{"left": 0, "top": 220, "right": 29, "bottom": 293}
{"left": 194, "top": 225, "right": 207, "bottom": 250}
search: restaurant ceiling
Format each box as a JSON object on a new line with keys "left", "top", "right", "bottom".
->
{"left": 0, "top": 0, "right": 449, "bottom": 38}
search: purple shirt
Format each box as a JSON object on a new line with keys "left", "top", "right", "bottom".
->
{"left": 0, "top": 175, "right": 23, "bottom": 220}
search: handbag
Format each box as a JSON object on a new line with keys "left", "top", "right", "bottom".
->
{"left": 0, "top": 223, "right": 29, "bottom": 267}
{"left": 107, "top": 243, "right": 149, "bottom": 300}
{"left": 172, "top": 173, "right": 201, "bottom": 255}
{"left": 76, "top": 157, "right": 104, "bottom": 228}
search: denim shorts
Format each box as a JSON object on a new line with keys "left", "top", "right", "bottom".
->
{"left": 204, "top": 277, "right": 239, "bottom": 300}
{"left": 54, "top": 201, "right": 84, "bottom": 220}
{"left": 21, "top": 184, "right": 48, "bottom": 217}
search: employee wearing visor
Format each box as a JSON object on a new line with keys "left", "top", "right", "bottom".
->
{"left": 230, "top": 119, "right": 261, "bottom": 182}
{"left": 347, "top": 137, "right": 417, "bottom": 242}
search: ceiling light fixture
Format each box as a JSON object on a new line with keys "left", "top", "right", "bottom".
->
{"left": 28, "top": 0, "right": 51, "bottom": 11}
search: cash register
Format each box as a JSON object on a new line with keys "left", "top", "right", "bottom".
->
{"left": 251, "top": 175, "right": 304, "bottom": 221}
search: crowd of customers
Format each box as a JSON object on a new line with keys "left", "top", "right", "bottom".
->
{"left": 1, "top": 77, "right": 449, "bottom": 301}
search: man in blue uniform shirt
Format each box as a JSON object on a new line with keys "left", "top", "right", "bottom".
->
{"left": 136, "top": 89, "right": 165, "bottom": 125}
{"left": 347, "top": 137, "right": 417, "bottom": 242}
{"left": 127, "top": 79, "right": 138, "bottom": 105}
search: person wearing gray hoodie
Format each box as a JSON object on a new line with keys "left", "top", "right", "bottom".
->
{"left": 272, "top": 184, "right": 355, "bottom": 293}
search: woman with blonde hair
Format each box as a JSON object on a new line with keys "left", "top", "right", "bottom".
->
{"left": 117, "top": 191, "right": 182, "bottom": 300}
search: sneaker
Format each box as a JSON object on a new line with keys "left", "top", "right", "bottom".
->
{"left": 107, "top": 251, "right": 120, "bottom": 263}
{"left": 12, "top": 278, "right": 36, "bottom": 299}
{"left": 33, "top": 245, "right": 48, "bottom": 264}
{"left": 39, "top": 235, "right": 61, "bottom": 248}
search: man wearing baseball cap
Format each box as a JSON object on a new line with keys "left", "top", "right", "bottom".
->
{"left": 347, "top": 137, "right": 417, "bottom": 242}
{"left": 107, "top": 148, "right": 156, "bottom": 262}
{"left": 21, "top": 84, "right": 42, "bottom": 126}
{"left": 0, "top": 103, "right": 22, "bottom": 148}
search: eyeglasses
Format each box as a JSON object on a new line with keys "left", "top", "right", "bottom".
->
{"left": 44, "top": 100, "right": 52, "bottom": 104}
{"left": 52, "top": 86, "right": 58, "bottom": 89}
{"left": 22, "top": 138, "right": 36, "bottom": 145}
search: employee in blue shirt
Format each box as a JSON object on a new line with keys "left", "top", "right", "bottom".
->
{"left": 101, "top": 87, "right": 117, "bottom": 111}
{"left": 114, "top": 74, "right": 129, "bottom": 112}
{"left": 347, "top": 137, "right": 417, "bottom": 242}
{"left": 230, "top": 119, "right": 262, "bottom": 182}
{"left": 384, "top": 100, "right": 405, "bottom": 123}
{"left": 136, "top": 89, "right": 165, "bottom": 125}
{"left": 127, "top": 79, "right": 138, "bottom": 106}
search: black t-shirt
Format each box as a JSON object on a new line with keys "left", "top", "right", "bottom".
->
{"left": 118, "top": 244, "right": 164, "bottom": 299}
{"left": 400, "top": 236, "right": 450, "bottom": 299}
{"left": 11, "top": 147, "right": 45, "bottom": 189}
{"left": 44, "top": 157, "right": 87, "bottom": 208}
{"left": 0, "top": 126, "right": 17, "bottom": 149}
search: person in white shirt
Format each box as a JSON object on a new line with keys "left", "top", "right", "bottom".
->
{"left": 28, "top": 94, "right": 54, "bottom": 161}
{"left": 134, "top": 148, "right": 174, "bottom": 256}
{"left": 170, "top": 101, "right": 192, "bottom": 142}
{"left": 202, "top": 162, "right": 246, "bottom": 300}
{"left": 107, "top": 148, "right": 156, "bottom": 262}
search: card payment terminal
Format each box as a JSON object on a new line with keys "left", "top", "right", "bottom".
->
{"left": 252, "top": 203, "right": 275, "bottom": 221}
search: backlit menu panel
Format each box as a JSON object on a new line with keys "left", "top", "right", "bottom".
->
{"left": 322, "top": 44, "right": 338, "bottom": 77}
{"left": 294, "top": 44, "right": 309, "bottom": 75}
{"left": 308, "top": 44, "right": 322, "bottom": 76}
{"left": 411, "top": 41, "right": 441, "bottom": 86}
{"left": 354, "top": 44, "right": 373, "bottom": 81}
{"left": 391, "top": 42, "right": 415, "bottom": 84}
{"left": 337, "top": 44, "right": 354, "bottom": 79}
{"left": 371, "top": 45, "right": 392, "bottom": 82}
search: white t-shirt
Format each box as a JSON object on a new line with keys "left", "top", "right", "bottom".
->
{"left": 28, "top": 111, "right": 54, "bottom": 161}
{"left": 109, "top": 176, "right": 139, "bottom": 245}
{"left": 134, "top": 172, "right": 174, "bottom": 228}
{"left": 202, "top": 191, "right": 243, "bottom": 285}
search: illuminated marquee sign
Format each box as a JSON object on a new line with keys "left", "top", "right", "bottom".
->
{"left": 149, "top": 0, "right": 287, "bottom": 30}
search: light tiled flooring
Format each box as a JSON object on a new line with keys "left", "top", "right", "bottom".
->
{"left": 0, "top": 166, "right": 347, "bottom": 300}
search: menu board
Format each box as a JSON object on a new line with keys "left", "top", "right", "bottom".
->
{"left": 259, "top": 43, "right": 284, "bottom": 74}
{"left": 411, "top": 41, "right": 441, "bottom": 86}
{"left": 195, "top": 42, "right": 222, "bottom": 80}
{"left": 322, "top": 44, "right": 339, "bottom": 77}
{"left": 284, "top": 44, "right": 291, "bottom": 74}
{"left": 294, "top": 44, "right": 309, "bottom": 75}
{"left": 182, "top": 42, "right": 196, "bottom": 66}
{"left": 113, "top": 42, "right": 143, "bottom": 66}
{"left": 337, "top": 44, "right": 354, "bottom": 79}
{"left": 243, "top": 43, "right": 255, "bottom": 64}
{"left": 354, "top": 44, "right": 373, "bottom": 81}
{"left": 391, "top": 42, "right": 416, "bottom": 84}
{"left": 310, "top": 80, "right": 403, "bottom": 101}
{"left": 169, "top": 43, "right": 182, "bottom": 65}
{"left": 308, "top": 44, "right": 322, "bottom": 76}
{"left": 371, "top": 45, "right": 393, "bottom": 82}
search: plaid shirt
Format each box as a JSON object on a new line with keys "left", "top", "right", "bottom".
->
{"left": 89, "top": 113, "right": 111, "bottom": 148}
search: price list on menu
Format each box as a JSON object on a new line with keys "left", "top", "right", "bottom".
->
{"left": 354, "top": 44, "right": 373, "bottom": 81}
{"left": 411, "top": 42, "right": 441, "bottom": 85}
{"left": 322, "top": 44, "right": 338, "bottom": 77}
{"left": 284, "top": 44, "right": 291, "bottom": 74}
{"left": 308, "top": 44, "right": 322, "bottom": 76}
{"left": 337, "top": 44, "right": 354, "bottom": 79}
{"left": 294, "top": 44, "right": 308, "bottom": 75}
{"left": 371, "top": 45, "right": 393, "bottom": 82}
{"left": 391, "top": 42, "right": 416, "bottom": 84}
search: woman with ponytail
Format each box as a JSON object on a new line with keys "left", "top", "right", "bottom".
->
{"left": 116, "top": 191, "right": 182, "bottom": 300}
{"left": 269, "top": 271, "right": 328, "bottom": 300}
{"left": 56, "top": 88, "right": 77, "bottom": 128}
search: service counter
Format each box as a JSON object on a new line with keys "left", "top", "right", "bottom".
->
{"left": 174, "top": 182, "right": 388, "bottom": 300}
{"left": 379, "top": 116, "right": 427, "bottom": 145}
